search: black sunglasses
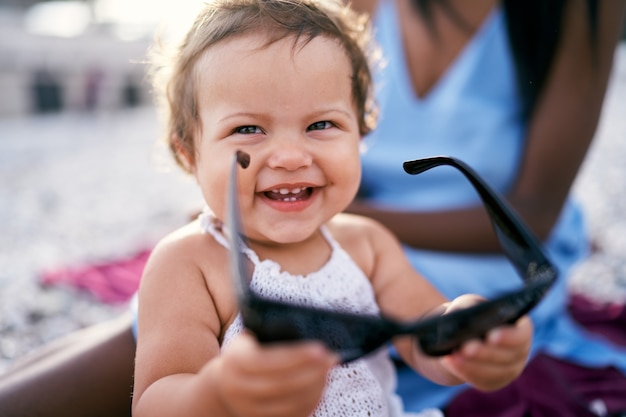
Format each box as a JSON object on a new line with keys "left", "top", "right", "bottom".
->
{"left": 227, "top": 152, "right": 557, "bottom": 363}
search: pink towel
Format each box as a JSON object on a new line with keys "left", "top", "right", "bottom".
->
{"left": 40, "top": 249, "right": 150, "bottom": 304}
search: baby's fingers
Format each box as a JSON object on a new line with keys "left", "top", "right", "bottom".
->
{"left": 218, "top": 333, "right": 337, "bottom": 417}
{"left": 443, "top": 315, "right": 533, "bottom": 391}
{"left": 458, "top": 315, "right": 532, "bottom": 361}
{"left": 489, "top": 314, "right": 533, "bottom": 355}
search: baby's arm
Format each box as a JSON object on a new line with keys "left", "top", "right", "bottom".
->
{"left": 342, "top": 214, "right": 532, "bottom": 390}
{"left": 131, "top": 227, "right": 337, "bottom": 417}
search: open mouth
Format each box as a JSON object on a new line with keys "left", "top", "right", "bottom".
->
{"left": 264, "top": 187, "right": 314, "bottom": 202}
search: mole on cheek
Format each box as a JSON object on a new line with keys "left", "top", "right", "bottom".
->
{"left": 236, "top": 150, "right": 250, "bottom": 169}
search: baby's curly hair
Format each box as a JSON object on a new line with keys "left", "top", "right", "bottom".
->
{"left": 150, "top": 0, "right": 379, "bottom": 173}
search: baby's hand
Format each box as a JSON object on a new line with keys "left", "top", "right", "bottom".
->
{"left": 216, "top": 332, "right": 338, "bottom": 417}
{"left": 441, "top": 294, "right": 533, "bottom": 391}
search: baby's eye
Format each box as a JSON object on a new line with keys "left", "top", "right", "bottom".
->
{"left": 307, "top": 121, "right": 333, "bottom": 131}
{"left": 235, "top": 125, "right": 262, "bottom": 135}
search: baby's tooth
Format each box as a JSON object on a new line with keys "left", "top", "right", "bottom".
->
{"left": 279, "top": 188, "right": 290, "bottom": 195}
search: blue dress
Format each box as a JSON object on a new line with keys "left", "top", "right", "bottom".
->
{"left": 362, "top": 0, "right": 626, "bottom": 411}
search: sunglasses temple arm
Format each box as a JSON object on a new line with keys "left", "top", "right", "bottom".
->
{"left": 402, "top": 156, "right": 553, "bottom": 278}
{"left": 228, "top": 153, "right": 251, "bottom": 300}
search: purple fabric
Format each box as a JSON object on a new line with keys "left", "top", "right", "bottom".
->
{"left": 445, "top": 354, "right": 626, "bottom": 417}
{"left": 569, "top": 294, "right": 626, "bottom": 348}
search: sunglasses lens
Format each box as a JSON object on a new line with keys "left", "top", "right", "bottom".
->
{"left": 243, "top": 297, "right": 396, "bottom": 362}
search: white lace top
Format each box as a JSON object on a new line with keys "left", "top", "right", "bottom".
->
{"left": 199, "top": 212, "right": 442, "bottom": 417}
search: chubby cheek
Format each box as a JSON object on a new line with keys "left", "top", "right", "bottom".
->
{"left": 332, "top": 150, "right": 362, "bottom": 205}
{"left": 346, "top": 164, "right": 362, "bottom": 203}
{"left": 204, "top": 187, "right": 227, "bottom": 221}
{"left": 194, "top": 165, "right": 229, "bottom": 221}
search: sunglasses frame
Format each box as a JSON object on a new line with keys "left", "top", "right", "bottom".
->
{"left": 227, "top": 153, "right": 557, "bottom": 362}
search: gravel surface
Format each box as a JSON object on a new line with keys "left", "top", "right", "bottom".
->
{"left": 0, "top": 107, "right": 203, "bottom": 372}
{"left": 1, "top": 44, "right": 625, "bottom": 374}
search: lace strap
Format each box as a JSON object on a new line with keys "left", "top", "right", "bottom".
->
{"left": 198, "top": 211, "right": 261, "bottom": 266}
{"left": 240, "top": 246, "right": 260, "bottom": 265}
{"left": 320, "top": 225, "right": 339, "bottom": 250}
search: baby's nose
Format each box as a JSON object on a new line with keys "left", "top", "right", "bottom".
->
{"left": 266, "top": 137, "right": 312, "bottom": 171}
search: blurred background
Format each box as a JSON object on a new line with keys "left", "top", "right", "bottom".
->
{"left": 0, "top": 0, "right": 206, "bottom": 372}
{"left": 0, "top": 0, "right": 204, "bottom": 116}
{"left": 0, "top": 0, "right": 625, "bottom": 373}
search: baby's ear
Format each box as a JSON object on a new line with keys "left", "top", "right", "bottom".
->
{"left": 172, "top": 133, "right": 195, "bottom": 173}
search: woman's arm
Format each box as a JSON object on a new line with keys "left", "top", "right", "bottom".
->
{"left": 349, "top": 0, "right": 626, "bottom": 253}
{"left": 0, "top": 314, "right": 135, "bottom": 417}
{"left": 509, "top": 0, "right": 625, "bottom": 239}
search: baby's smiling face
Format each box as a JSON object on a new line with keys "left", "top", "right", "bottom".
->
{"left": 190, "top": 32, "right": 362, "bottom": 247}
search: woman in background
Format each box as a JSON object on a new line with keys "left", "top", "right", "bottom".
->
{"left": 348, "top": 0, "right": 626, "bottom": 415}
